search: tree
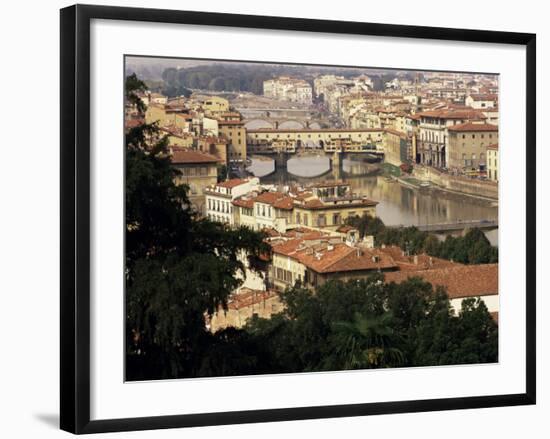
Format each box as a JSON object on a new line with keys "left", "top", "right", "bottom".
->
{"left": 124, "top": 74, "right": 269, "bottom": 380}
{"left": 246, "top": 275, "right": 498, "bottom": 373}
{"left": 327, "top": 312, "right": 405, "bottom": 369}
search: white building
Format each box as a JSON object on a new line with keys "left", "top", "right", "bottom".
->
{"left": 205, "top": 178, "right": 260, "bottom": 225}
{"left": 263, "top": 77, "right": 313, "bottom": 104}
{"left": 465, "top": 93, "right": 498, "bottom": 109}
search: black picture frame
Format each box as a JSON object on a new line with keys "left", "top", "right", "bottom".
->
{"left": 60, "top": 4, "right": 536, "bottom": 434}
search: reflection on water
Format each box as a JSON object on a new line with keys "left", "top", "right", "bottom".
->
{"left": 247, "top": 155, "right": 498, "bottom": 246}
{"left": 287, "top": 155, "right": 330, "bottom": 177}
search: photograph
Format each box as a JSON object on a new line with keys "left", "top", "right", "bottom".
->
{"left": 124, "top": 56, "right": 500, "bottom": 381}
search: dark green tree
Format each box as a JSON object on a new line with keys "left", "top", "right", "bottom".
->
{"left": 124, "top": 74, "right": 269, "bottom": 380}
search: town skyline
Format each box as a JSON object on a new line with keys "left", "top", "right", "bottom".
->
{"left": 124, "top": 56, "right": 499, "bottom": 380}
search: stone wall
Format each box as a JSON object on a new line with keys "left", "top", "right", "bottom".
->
{"left": 413, "top": 166, "right": 498, "bottom": 200}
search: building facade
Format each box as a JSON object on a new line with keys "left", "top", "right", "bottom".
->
{"left": 205, "top": 178, "right": 260, "bottom": 225}
{"left": 486, "top": 143, "right": 499, "bottom": 182}
{"left": 170, "top": 149, "right": 219, "bottom": 216}
{"left": 447, "top": 123, "right": 499, "bottom": 173}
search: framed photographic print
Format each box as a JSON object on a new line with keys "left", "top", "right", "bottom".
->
{"left": 60, "top": 4, "right": 536, "bottom": 434}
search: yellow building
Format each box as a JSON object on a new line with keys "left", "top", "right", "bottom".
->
{"left": 202, "top": 96, "right": 230, "bottom": 114}
{"left": 447, "top": 122, "right": 499, "bottom": 172}
{"left": 170, "top": 149, "right": 219, "bottom": 216}
{"left": 383, "top": 129, "right": 408, "bottom": 166}
{"left": 208, "top": 289, "right": 284, "bottom": 332}
{"left": 292, "top": 183, "right": 377, "bottom": 231}
{"left": 145, "top": 104, "right": 193, "bottom": 131}
{"left": 218, "top": 119, "right": 247, "bottom": 162}
{"left": 196, "top": 136, "right": 229, "bottom": 165}
{"left": 487, "top": 143, "right": 499, "bottom": 181}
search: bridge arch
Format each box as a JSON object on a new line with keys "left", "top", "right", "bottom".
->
{"left": 244, "top": 119, "right": 274, "bottom": 129}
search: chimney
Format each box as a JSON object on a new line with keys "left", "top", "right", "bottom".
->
{"left": 413, "top": 255, "right": 418, "bottom": 265}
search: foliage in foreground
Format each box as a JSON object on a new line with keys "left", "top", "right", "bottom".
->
{"left": 125, "top": 74, "right": 269, "bottom": 380}
{"left": 244, "top": 276, "right": 498, "bottom": 374}
{"left": 346, "top": 214, "right": 498, "bottom": 264}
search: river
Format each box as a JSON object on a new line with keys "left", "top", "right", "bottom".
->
{"left": 247, "top": 154, "right": 498, "bottom": 246}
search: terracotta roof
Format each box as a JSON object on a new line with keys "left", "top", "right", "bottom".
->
{"left": 217, "top": 178, "right": 248, "bottom": 189}
{"left": 299, "top": 198, "right": 378, "bottom": 210}
{"left": 384, "top": 264, "right": 498, "bottom": 299}
{"left": 448, "top": 122, "right": 498, "bottom": 133}
{"left": 232, "top": 197, "right": 255, "bottom": 208}
{"left": 254, "top": 192, "right": 294, "bottom": 210}
{"left": 378, "top": 246, "right": 461, "bottom": 271}
{"left": 272, "top": 239, "right": 397, "bottom": 274}
{"left": 313, "top": 247, "right": 397, "bottom": 273}
{"left": 336, "top": 225, "right": 356, "bottom": 233}
{"left": 170, "top": 149, "right": 219, "bottom": 164}
{"left": 418, "top": 109, "right": 485, "bottom": 120}
{"left": 247, "top": 128, "right": 384, "bottom": 133}
{"left": 226, "top": 289, "right": 279, "bottom": 311}
{"left": 468, "top": 93, "right": 498, "bottom": 101}
{"left": 487, "top": 143, "right": 499, "bottom": 150}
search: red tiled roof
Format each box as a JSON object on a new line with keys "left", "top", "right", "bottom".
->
{"left": 418, "top": 109, "right": 485, "bottom": 120}
{"left": 468, "top": 93, "right": 498, "bottom": 101}
{"left": 247, "top": 128, "right": 384, "bottom": 133}
{"left": 314, "top": 247, "right": 396, "bottom": 273}
{"left": 226, "top": 289, "right": 280, "bottom": 311}
{"left": 254, "top": 192, "right": 294, "bottom": 210}
{"left": 378, "top": 246, "right": 461, "bottom": 271}
{"left": 384, "top": 264, "right": 498, "bottom": 299}
{"left": 487, "top": 143, "right": 499, "bottom": 150}
{"left": 232, "top": 197, "right": 254, "bottom": 208}
{"left": 272, "top": 238, "right": 396, "bottom": 274}
{"left": 448, "top": 122, "right": 498, "bottom": 133}
{"left": 217, "top": 178, "right": 248, "bottom": 189}
{"left": 299, "top": 198, "right": 378, "bottom": 210}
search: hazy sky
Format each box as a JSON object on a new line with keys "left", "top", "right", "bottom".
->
{"left": 125, "top": 55, "right": 497, "bottom": 82}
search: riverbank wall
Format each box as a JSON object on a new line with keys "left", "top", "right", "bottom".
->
{"left": 412, "top": 166, "right": 498, "bottom": 201}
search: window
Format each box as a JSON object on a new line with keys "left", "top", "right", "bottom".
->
{"left": 317, "top": 214, "right": 327, "bottom": 227}
{"left": 333, "top": 213, "right": 341, "bottom": 225}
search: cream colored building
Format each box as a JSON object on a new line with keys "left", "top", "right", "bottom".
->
{"left": 205, "top": 178, "right": 260, "bottom": 225}
{"left": 447, "top": 122, "right": 498, "bottom": 172}
{"left": 292, "top": 183, "right": 378, "bottom": 231}
{"left": 487, "top": 143, "right": 499, "bottom": 181}
{"left": 218, "top": 119, "right": 247, "bottom": 162}
{"left": 383, "top": 129, "right": 408, "bottom": 166}
{"left": 170, "top": 149, "right": 219, "bottom": 216}
{"left": 417, "top": 108, "right": 486, "bottom": 168}
{"left": 208, "top": 289, "right": 284, "bottom": 332}
{"left": 202, "top": 96, "right": 230, "bottom": 114}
